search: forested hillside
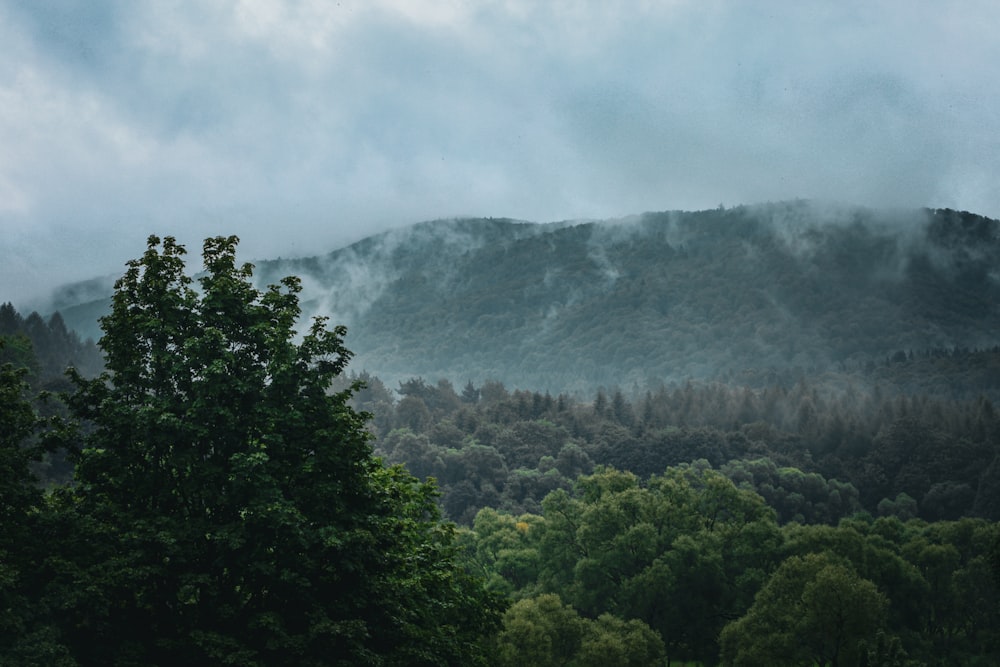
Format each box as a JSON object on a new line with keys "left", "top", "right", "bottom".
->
{"left": 5, "top": 224, "right": 1000, "bottom": 665}
{"left": 55, "top": 201, "right": 1000, "bottom": 392}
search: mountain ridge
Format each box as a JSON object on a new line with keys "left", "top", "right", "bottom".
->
{"left": 51, "top": 201, "right": 1000, "bottom": 392}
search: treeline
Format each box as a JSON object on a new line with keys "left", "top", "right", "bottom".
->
{"left": 462, "top": 465, "right": 1000, "bottom": 665}
{"left": 334, "top": 361, "right": 1000, "bottom": 527}
{"left": 0, "top": 302, "right": 103, "bottom": 385}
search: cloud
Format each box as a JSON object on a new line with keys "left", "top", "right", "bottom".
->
{"left": 2, "top": 0, "right": 1000, "bottom": 307}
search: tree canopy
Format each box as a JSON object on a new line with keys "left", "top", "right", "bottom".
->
{"left": 31, "top": 235, "right": 501, "bottom": 665}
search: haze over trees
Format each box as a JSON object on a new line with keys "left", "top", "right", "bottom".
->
{"left": 5, "top": 203, "right": 1000, "bottom": 665}
{"left": 54, "top": 201, "right": 1000, "bottom": 393}
{"left": 0, "top": 302, "right": 103, "bottom": 383}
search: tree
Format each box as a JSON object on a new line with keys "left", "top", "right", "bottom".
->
{"left": 576, "top": 613, "right": 665, "bottom": 667}
{"left": 460, "top": 508, "right": 544, "bottom": 596}
{"left": 0, "top": 333, "right": 39, "bottom": 377}
{"left": 461, "top": 380, "right": 480, "bottom": 404}
{"left": 494, "top": 594, "right": 586, "bottom": 667}
{"left": 56, "top": 235, "right": 501, "bottom": 665}
{"left": 720, "top": 552, "right": 889, "bottom": 667}
{"left": 493, "top": 594, "right": 665, "bottom": 667}
{"left": 0, "top": 301, "right": 23, "bottom": 335}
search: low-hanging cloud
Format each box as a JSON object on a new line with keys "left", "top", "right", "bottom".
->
{"left": 2, "top": 0, "right": 999, "bottom": 307}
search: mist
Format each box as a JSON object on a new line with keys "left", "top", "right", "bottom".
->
{"left": 2, "top": 1, "right": 1000, "bottom": 306}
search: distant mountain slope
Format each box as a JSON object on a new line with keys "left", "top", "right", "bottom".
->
{"left": 55, "top": 202, "right": 1000, "bottom": 391}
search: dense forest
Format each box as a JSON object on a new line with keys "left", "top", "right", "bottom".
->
{"left": 335, "top": 362, "right": 1000, "bottom": 663}
{"left": 5, "top": 208, "right": 1000, "bottom": 664}
{"left": 331, "top": 350, "right": 1000, "bottom": 527}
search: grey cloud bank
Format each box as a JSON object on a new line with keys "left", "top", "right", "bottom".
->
{"left": 2, "top": 0, "right": 999, "bottom": 307}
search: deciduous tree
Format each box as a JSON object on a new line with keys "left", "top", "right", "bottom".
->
{"left": 720, "top": 552, "right": 889, "bottom": 666}
{"left": 57, "top": 235, "right": 501, "bottom": 665}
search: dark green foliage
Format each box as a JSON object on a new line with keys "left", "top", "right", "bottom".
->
{"left": 0, "top": 350, "right": 76, "bottom": 664}
{"left": 0, "top": 302, "right": 103, "bottom": 382}
{"left": 0, "top": 360, "right": 44, "bottom": 655}
{"left": 492, "top": 594, "right": 666, "bottom": 667}
{"left": 0, "top": 332, "right": 39, "bottom": 377}
{"left": 528, "top": 465, "right": 781, "bottom": 663}
{"left": 0, "top": 360, "right": 41, "bottom": 558}
{"left": 0, "top": 309, "right": 93, "bottom": 487}
{"left": 720, "top": 552, "right": 889, "bottom": 666}
{"left": 365, "top": 365, "right": 1000, "bottom": 661}
{"left": 50, "top": 236, "right": 501, "bottom": 666}
{"left": 458, "top": 467, "right": 1000, "bottom": 666}
{"left": 368, "top": 371, "right": 999, "bottom": 525}
{"left": 862, "top": 417, "right": 991, "bottom": 512}
{"left": 722, "top": 457, "right": 862, "bottom": 524}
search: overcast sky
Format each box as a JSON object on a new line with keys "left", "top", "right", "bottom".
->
{"left": 2, "top": 1, "right": 999, "bottom": 307}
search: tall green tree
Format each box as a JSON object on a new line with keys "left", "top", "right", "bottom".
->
{"left": 57, "top": 235, "right": 500, "bottom": 666}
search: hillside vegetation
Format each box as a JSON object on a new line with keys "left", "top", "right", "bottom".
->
{"left": 5, "top": 216, "right": 1000, "bottom": 665}
{"left": 57, "top": 201, "right": 1000, "bottom": 392}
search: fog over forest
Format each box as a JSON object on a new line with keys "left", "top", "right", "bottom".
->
{"left": 4, "top": 3, "right": 1000, "bottom": 665}
{"left": 43, "top": 200, "right": 1000, "bottom": 394}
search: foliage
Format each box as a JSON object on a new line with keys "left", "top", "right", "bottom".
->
{"left": 492, "top": 594, "right": 665, "bottom": 667}
{"left": 364, "top": 370, "right": 1000, "bottom": 525}
{"left": 719, "top": 552, "right": 889, "bottom": 666}
{"left": 469, "top": 465, "right": 781, "bottom": 663}
{"left": 458, "top": 508, "right": 544, "bottom": 597}
{"left": 47, "top": 235, "right": 501, "bottom": 666}
{"left": 0, "top": 302, "right": 103, "bottom": 382}
{"left": 457, "top": 463, "right": 1000, "bottom": 665}
{"left": 722, "top": 457, "right": 862, "bottom": 524}
{"left": 0, "top": 350, "right": 77, "bottom": 664}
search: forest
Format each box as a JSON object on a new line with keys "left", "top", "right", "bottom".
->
{"left": 3, "top": 221, "right": 1000, "bottom": 665}
{"left": 343, "top": 367, "right": 1000, "bottom": 664}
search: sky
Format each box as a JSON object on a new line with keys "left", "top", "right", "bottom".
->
{"left": 2, "top": 0, "right": 999, "bottom": 308}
